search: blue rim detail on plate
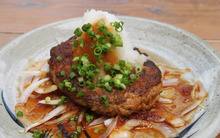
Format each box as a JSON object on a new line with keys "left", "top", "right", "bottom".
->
{"left": 1, "top": 90, "right": 25, "bottom": 128}
{"left": 175, "top": 110, "right": 207, "bottom": 138}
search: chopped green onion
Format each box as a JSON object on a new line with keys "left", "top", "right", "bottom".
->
{"left": 74, "top": 28, "right": 83, "bottom": 37}
{"left": 136, "top": 74, "right": 140, "bottom": 80}
{"left": 65, "top": 81, "right": 72, "bottom": 88}
{"left": 70, "top": 116, "right": 78, "bottom": 121}
{"left": 119, "top": 60, "right": 125, "bottom": 67}
{"left": 73, "top": 40, "right": 79, "bottom": 47}
{"left": 56, "top": 56, "right": 62, "bottom": 61}
{"left": 101, "top": 95, "right": 107, "bottom": 102}
{"left": 114, "top": 84, "right": 120, "bottom": 89}
{"left": 79, "top": 81, "right": 85, "bottom": 87}
{"left": 104, "top": 100, "right": 110, "bottom": 107}
{"left": 120, "top": 83, "right": 126, "bottom": 90}
{"left": 94, "top": 47, "right": 102, "bottom": 56}
{"left": 112, "top": 33, "right": 123, "bottom": 47}
{"left": 73, "top": 57, "right": 79, "bottom": 62}
{"left": 85, "top": 113, "right": 94, "bottom": 123}
{"left": 113, "top": 78, "right": 120, "bottom": 85}
{"left": 107, "top": 32, "right": 113, "bottom": 37}
{"left": 71, "top": 65, "right": 77, "bottom": 70}
{"left": 100, "top": 34, "right": 106, "bottom": 39}
{"left": 110, "top": 21, "right": 124, "bottom": 32}
{"left": 104, "top": 75, "right": 112, "bottom": 82}
{"left": 96, "top": 59, "right": 103, "bottom": 67}
{"left": 69, "top": 72, "right": 76, "bottom": 79}
{"left": 77, "top": 91, "right": 84, "bottom": 97}
{"left": 45, "top": 97, "right": 51, "bottom": 103}
{"left": 110, "top": 70, "right": 116, "bottom": 76}
{"left": 79, "top": 69, "right": 86, "bottom": 76}
{"left": 68, "top": 87, "right": 76, "bottom": 92}
{"left": 135, "top": 65, "right": 143, "bottom": 74}
{"left": 82, "top": 23, "right": 92, "bottom": 32}
{"left": 61, "top": 96, "right": 68, "bottom": 102}
{"left": 94, "top": 68, "right": 100, "bottom": 73}
{"left": 78, "top": 77, "right": 84, "bottom": 82}
{"left": 77, "top": 126, "right": 81, "bottom": 133}
{"left": 102, "top": 39, "right": 108, "bottom": 44}
{"left": 33, "top": 130, "right": 44, "bottom": 138}
{"left": 80, "top": 39, "right": 85, "bottom": 48}
{"left": 58, "top": 83, "right": 64, "bottom": 89}
{"left": 72, "top": 131, "right": 79, "bottom": 136}
{"left": 104, "top": 63, "right": 111, "bottom": 71}
{"left": 109, "top": 37, "right": 116, "bottom": 45}
{"left": 88, "top": 64, "right": 96, "bottom": 71}
{"left": 102, "top": 45, "right": 110, "bottom": 53}
{"left": 121, "top": 77, "right": 129, "bottom": 85}
{"left": 94, "top": 128, "right": 99, "bottom": 134}
{"left": 60, "top": 70, "right": 66, "bottom": 76}
{"left": 84, "top": 53, "right": 89, "bottom": 58}
{"left": 106, "top": 86, "right": 113, "bottom": 92}
{"left": 88, "top": 82, "right": 95, "bottom": 89}
{"left": 95, "top": 34, "right": 101, "bottom": 39}
{"left": 17, "top": 111, "right": 23, "bottom": 117}
{"left": 104, "top": 82, "right": 109, "bottom": 87}
{"left": 130, "top": 74, "right": 136, "bottom": 79}
{"left": 113, "top": 64, "right": 120, "bottom": 70}
{"left": 123, "top": 69, "right": 131, "bottom": 76}
{"left": 89, "top": 43, "right": 95, "bottom": 50}
{"left": 115, "top": 74, "right": 123, "bottom": 79}
{"left": 126, "top": 62, "right": 133, "bottom": 70}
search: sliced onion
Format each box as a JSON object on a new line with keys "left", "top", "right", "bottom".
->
{"left": 155, "top": 123, "right": 178, "bottom": 137}
{"left": 104, "top": 118, "right": 114, "bottom": 127}
{"left": 45, "top": 111, "right": 77, "bottom": 125}
{"left": 35, "top": 85, "right": 57, "bottom": 94}
{"left": 159, "top": 65, "right": 190, "bottom": 75}
{"left": 110, "top": 131, "right": 132, "bottom": 138}
{"left": 196, "top": 80, "right": 208, "bottom": 99}
{"left": 19, "top": 71, "right": 40, "bottom": 93}
{"left": 38, "top": 99, "right": 61, "bottom": 105}
{"left": 19, "top": 78, "right": 49, "bottom": 104}
{"left": 99, "top": 116, "right": 118, "bottom": 138}
{"left": 134, "top": 132, "right": 152, "bottom": 138}
{"left": 163, "top": 78, "right": 179, "bottom": 87}
{"left": 26, "top": 59, "right": 48, "bottom": 71}
{"left": 78, "top": 110, "right": 85, "bottom": 124}
{"left": 180, "top": 100, "right": 202, "bottom": 116}
{"left": 153, "top": 110, "right": 185, "bottom": 127}
{"left": 40, "top": 62, "right": 49, "bottom": 72}
{"left": 24, "top": 105, "right": 67, "bottom": 132}
{"left": 180, "top": 80, "right": 207, "bottom": 116}
{"left": 109, "top": 119, "right": 178, "bottom": 138}
{"left": 159, "top": 97, "right": 173, "bottom": 103}
{"left": 88, "top": 116, "right": 107, "bottom": 126}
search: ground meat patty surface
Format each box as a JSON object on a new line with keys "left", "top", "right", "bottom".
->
{"left": 49, "top": 36, "right": 162, "bottom": 116}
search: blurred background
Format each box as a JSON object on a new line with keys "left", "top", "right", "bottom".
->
{"left": 0, "top": 0, "right": 220, "bottom": 52}
{"left": 0, "top": 0, "right": 219, "bottom": 137}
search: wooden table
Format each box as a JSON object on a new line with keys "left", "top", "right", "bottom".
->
{"left": 0, "top": 0, "right": 219, "bottom": 137}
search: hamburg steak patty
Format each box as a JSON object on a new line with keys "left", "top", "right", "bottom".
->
{"left": 49, "top": 36, "right": 162, "bottom": 116}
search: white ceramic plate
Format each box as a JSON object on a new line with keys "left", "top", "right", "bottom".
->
{"left": 0, "top": 16, "right": 219, "bottom": 138}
